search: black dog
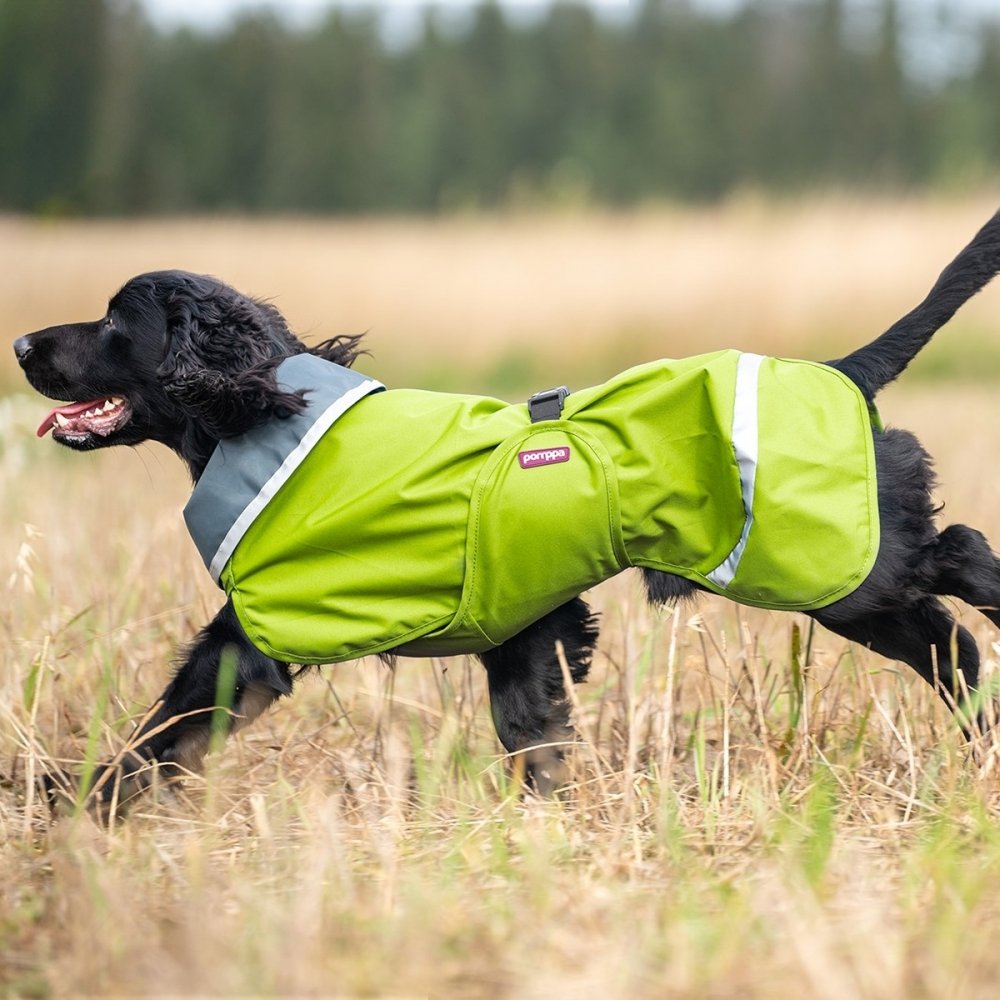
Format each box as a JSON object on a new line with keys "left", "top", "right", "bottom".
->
{"left": 13, "top": 209, "right": 1000, "bottom": 811}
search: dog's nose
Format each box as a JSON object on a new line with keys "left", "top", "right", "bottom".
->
{"left": 13, "top": 336, "right": 32, "bottom": 363}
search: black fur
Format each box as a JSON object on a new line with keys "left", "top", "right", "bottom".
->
{"left": 12, "top": 212, "right": 1000, "bottom": 812}
{"left": 480, "top": 597, "right": 599, "bottom": 795}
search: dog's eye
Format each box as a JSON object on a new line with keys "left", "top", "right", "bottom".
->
{"left": 105, "top": 316, "right": 115, "bottom": 330}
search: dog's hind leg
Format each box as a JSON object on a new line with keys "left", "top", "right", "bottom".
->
{"left": 84, "top": 600, "right": 293, "bottom": 816}
{"left": 478, "top": 596, "right": 599, "bottom": 795}
{"left": 924, "top": 524, "right": 1000, "bottom": 630}
{"left": 812, "top": 596, "right": 980, "bottom": 724}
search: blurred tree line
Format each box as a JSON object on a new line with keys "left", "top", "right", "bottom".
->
{"left": 0, "top": 0, "right": 998, "bottom": 216}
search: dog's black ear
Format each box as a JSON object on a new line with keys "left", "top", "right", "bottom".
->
{"left": 161, "top": 359, "right": 307, "bottom": 438}
{"left": 156, "top": 278, "right": 308, "bottom": 438}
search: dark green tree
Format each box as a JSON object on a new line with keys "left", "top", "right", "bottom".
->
{"left": 0, "top": 0, "right": 111, "bottom": 213}
{"left": 0, "top": 0, "right": 998, "bottom": 215}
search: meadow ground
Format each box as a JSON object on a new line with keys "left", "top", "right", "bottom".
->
{"left": 3, "top": 197, "right": 1000, "bottom": 998}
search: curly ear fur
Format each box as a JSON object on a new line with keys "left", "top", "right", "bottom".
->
{"left": 307, "top": 334, "right": 367, "bottom": 369}
{"left": 164, "top": 360, "right": 308, "bottom": 438}
{"left": 156, "top": 275, "right": 310, "bottom": 437}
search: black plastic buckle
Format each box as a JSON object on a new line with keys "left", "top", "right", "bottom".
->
{"left": 527, "top": 385, "right": 570, "bottom": 423}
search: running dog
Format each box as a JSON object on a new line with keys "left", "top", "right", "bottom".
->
{"left": 13, "top": 208, "right": 1000, "bottom": 810}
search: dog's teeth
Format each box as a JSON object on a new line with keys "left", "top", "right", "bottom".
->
{"left": 102, "top": 400, "right": 116, "bottom": 412}
{"left": 55, "top": 413, "right": 69, "bottom": 427}
{"left": 111, "top": 396, "right": 124, "bottom": 405}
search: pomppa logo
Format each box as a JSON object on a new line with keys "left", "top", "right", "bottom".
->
{"left": 517, "top": 446, "right": 571, "bottom": 469}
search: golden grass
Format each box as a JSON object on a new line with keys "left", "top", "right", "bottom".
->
{"left": 3, "top": 200, "right": 1000, "bottom": 998}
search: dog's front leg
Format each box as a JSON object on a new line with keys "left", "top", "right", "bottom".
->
{"left": 478, "top": 596, "right": 599, "bottom": 795}
{"left": 84, "top": 599, "right": 293, "bottom": 816}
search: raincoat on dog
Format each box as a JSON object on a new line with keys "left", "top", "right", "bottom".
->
{"left": 184, "top": 352, "right": 879, "bottom": 664}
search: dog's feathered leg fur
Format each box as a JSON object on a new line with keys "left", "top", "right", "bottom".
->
{"left": 817, "top": 598, "right": 980, "bottom": 711}
{"left": 924, "top": 525, "right": 1000, "bottom": 630}
{"left": 478, "top": 597, "right": 599, "bottom": 795}
{"left": 86, "top": 600, "right": 293, "bottom": 816}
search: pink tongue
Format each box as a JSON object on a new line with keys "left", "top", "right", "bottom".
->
{"left": 37, "top": 398, "right": 108, "bottom": 438}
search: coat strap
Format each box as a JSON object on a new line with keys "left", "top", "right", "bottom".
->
{"left": 527, "top": 385, "right": 570, "bottom": 422}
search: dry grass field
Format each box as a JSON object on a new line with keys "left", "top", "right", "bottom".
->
{"left": 3, "top": 197, "right": 1000, "bottom": 998}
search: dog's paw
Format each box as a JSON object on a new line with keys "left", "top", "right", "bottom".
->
{"left": 520, "top": 746, "right": 571, "bottom": 798}
{"left": 38, "top": 766, "right": 78, "bottom": 817}
{"left": 83, "top": 751, "right": 184, "bottom": 822}
{"left": 30, "top": 755, "right": 172, "bottom": 823}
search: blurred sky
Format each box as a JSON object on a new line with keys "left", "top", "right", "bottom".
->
{"left": 138, "top": 0, "right": 1000, "bottom": 79}
{"left": 138, "top": 0, "right": 1000, "bottom": 29}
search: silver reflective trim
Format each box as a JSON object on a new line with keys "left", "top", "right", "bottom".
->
{"left": 207, "top": 377, "right": 382, "bottom": 580}
{"left": 707, "top": 352, "right": 763, "bottom": 589}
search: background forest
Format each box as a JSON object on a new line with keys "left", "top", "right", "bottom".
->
{"left": 1, "top": 0, "right": 999, "bottom": 216}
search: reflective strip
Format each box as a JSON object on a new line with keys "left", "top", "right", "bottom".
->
{"left": 207, "top": 378, "right": 382, "bottom": 580}
{"left": 706, "top": 353, "right": 763, "bottom": 589}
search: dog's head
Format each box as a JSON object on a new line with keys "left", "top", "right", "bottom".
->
{"left": 14, "top": 270, "right": 363, "bottom": 475}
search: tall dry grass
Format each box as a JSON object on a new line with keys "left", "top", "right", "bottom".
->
{"left": 3, "top": 199, "right": 1000, "bottom": 998}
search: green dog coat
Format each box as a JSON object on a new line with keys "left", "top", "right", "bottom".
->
{"left": 184, "top": 351, "right": 879, "bottom": 664}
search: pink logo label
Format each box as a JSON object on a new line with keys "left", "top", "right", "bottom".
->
{"left": 518, "top": 446, "right": 571, "bottom": 469}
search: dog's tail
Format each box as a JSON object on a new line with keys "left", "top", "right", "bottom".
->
{"left": 831, "top": 207, "right": 1000, "bottom": 400}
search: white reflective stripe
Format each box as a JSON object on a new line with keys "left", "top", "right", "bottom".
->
{"left": 207, "top": 378, "right": 382, "bottom": 580}
{"left": 707, "top": 353, "right": 763, "bottom": 589}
